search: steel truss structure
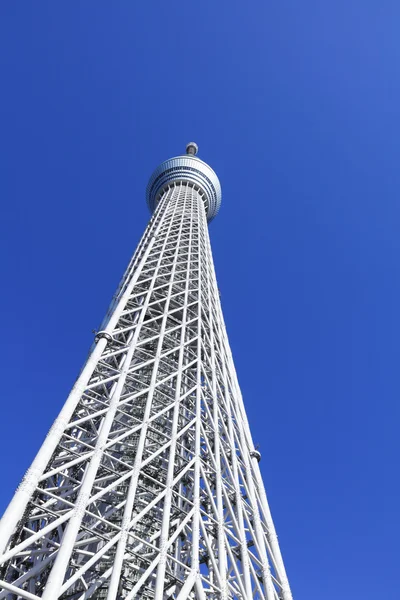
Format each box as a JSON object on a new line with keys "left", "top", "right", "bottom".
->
{"left": 0, "top": 144, "right": 292, "bottom": 600}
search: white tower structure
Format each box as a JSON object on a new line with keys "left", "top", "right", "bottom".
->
{"left": 0, "top": 144, "right": 292, "bottom": 600}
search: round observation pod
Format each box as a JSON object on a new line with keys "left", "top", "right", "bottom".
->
{"left": 146, "top": 144, "right": 222, "bottom": 222}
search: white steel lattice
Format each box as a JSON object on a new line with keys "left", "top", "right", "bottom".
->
{"left": 0, "top": 148, "right": 292, "bottom": 600}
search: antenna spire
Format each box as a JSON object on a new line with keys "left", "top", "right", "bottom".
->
{"left": 186, "top": 142, "right": 198, "bottom": 156}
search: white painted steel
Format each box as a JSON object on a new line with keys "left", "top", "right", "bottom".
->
{"left": 0, "top": 150, "right": 293, "bottom": 600}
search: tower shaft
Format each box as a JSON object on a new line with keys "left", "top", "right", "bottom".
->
{"left": 0, "top": 155, "right": 292, "bottom": 600}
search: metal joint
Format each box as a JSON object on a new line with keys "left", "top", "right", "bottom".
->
{"left": 250, "top": 450, "right": 261, "bottom": 462}
{"left": 94, "top": 331, "right": 114, "bottom": 345}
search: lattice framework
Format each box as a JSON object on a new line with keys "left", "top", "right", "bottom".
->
{"left": 0, "top": 174, "right": 292, "bottom": 600}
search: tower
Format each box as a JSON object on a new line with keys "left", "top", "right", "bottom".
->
{"left": 0, "top": 144, "right": 292, "bottom": 600}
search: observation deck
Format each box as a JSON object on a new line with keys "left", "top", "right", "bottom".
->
{"left": 146, "top": 143, "right": 222, "bottom": 222}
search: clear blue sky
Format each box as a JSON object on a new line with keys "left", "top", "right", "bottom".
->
{"left": 0, "top": 2, "right": 399, "bottom": 598}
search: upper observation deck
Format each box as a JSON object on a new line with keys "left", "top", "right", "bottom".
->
{"left": 146, "top": 143, "right": 222, "bottom": 222}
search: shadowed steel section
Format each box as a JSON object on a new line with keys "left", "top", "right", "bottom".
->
{"left": 0, "top": 146, "right": 292, "bottom": 600}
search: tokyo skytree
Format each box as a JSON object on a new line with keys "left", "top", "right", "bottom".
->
{"left": 0, "top": 144, "right": 292, "bottom": 600}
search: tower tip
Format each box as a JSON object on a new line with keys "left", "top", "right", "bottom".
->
{"left": 186, "top": 142, "right": 198, "bottom": 156}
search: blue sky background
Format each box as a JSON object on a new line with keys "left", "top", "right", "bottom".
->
{"left": 0, "top": 2, "right": 399, "bottom": 598}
